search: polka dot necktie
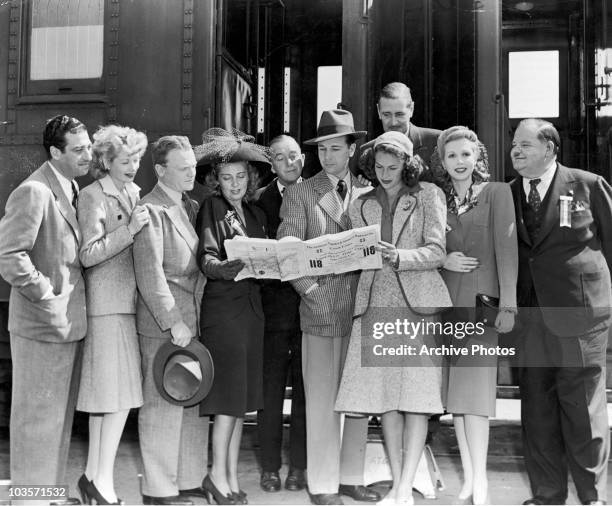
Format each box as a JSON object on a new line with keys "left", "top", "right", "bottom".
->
{"left": 528, "top": 178, "right": 542, "bottom": 213}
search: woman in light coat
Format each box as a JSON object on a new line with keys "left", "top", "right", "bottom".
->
{"left": 76, "top": 125, "right": 149, "bottom": 505}
{"left": 335, "top": 131, "right": 452, "bottom": 506}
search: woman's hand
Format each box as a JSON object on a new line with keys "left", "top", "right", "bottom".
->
{"left": 443, "top": 251, "right": 479, "bottom": 273}
{"left": 377, "top": 240, "right": 399, "bottom": 266}
{"left": 495, "top": 310, "right": 515, "bottom": 334}
{"left": 128, "top": 205, "right": 150, "bottom": 236}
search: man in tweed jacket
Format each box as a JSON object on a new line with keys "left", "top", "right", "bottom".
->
{"left": 133, "top": 136, "right": 208, "bottom": 505}
{"left": 277, "top": 110, "right": 379, "bottom": 505}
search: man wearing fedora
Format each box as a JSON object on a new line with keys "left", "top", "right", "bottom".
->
{"left": 277, "top": 110, "right": 380, "bottom": 505}
{"left": 256, "top": 135, "right": 307, "bottom": 494}
{"left": 375, "top": 82, "right": 440, "bottom": 167}
{"left": 133, "top": 135, "right": 208, "bottom": 505}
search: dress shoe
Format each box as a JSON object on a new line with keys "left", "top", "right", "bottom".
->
{"left": 88, "top": 481, "right": 123, "bottom": 505}
{"left": 50, "top": 499, "right": 81, "bottom": 506}
{"left": 285, "top": 468, "right": 306, "bottom": 491}
{"left": 309, "top": 492, "right": 344, "bottom": 505}
{"left": 523, "top": 498, "right": 565, "bottom": 505}
{"left": 260, "top": 471, "right": 281, "bottom": 492}
{"left": 338, "top": 484, "right": 381, "bottom": 502}
{"left": 179, "top": 486, "right": 208, "bottom": 499}
{"left": 201, "top": 475, "right": 236, "bottom": 505}
{"left": 584, "top": 501, "right": 605, "bottom": 505}
{"left": 142, "top": 495, "right": 194, "bottom": 505}
{"left": 230, "top": 490, "right": 248, "bottom": 504}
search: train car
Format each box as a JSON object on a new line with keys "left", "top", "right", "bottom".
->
{"left": 1, "top": 0, "right": 612, "bottom": 425}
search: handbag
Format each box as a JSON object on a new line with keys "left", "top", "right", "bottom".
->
{"left": 474, "top": 294, "right": 499, "bottom": 327}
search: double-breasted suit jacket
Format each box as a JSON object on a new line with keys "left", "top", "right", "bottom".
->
{"left": 133, "top": 183, "right": 208, "bottom": 497}
{"left": 510, "top": 163, "right": 612, "bottom": 337}
{"left": 0, "top": 161, "right": 86, "bottom": 486}
{"left": 277, "top": 170, "right": 371, "bottom": 337}
{"left": 351, "top": 183, "right": 452, "bottom": 317}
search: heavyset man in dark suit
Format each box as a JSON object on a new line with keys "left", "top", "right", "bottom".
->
{"left": 256, "top": 135, "right": 307, "bottom": 493}
{"left": 0, "top": 115, "right": 91, "bottom": 505}
{"left": 134, "top": 136, "right": 208, "bottom": 505}
{"left": 376, "top": 82, "right": 440, "bottom": 166}
{"left": 510, "top": 118, "right": 612, "bottom": 506}
{"left": 277, "top": 110, "right": 379, "bottom": 505}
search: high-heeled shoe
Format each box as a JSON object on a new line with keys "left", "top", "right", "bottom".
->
{"left": 77, "top": 474, "right": 91, "bottom": 504}
{"left": 88, "top": 481, "right": 124, "bottom": 505}
{"left": 201, "top": 475, "right": 236, "bottom": 505}
{"left": 230, "top": 490, "right": 247, "bottom": 504}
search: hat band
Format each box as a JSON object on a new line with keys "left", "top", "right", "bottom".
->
{"left": 316, "top": 124, "right": 356, "bottom": 137}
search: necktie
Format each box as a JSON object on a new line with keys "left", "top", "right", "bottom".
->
{"left": 280, "top": 186, "right": 285, "bottom": 197}
{"left": 336, "top": 180, "right": 347, "bottom": 201}
{"left": 182, "top": 193, "right": 196, "bottom": 225}
{"left": 71, "top": 181, "right": 78, "bottom": 210}
{"left": 528, "top": 178, "right": 542, "bottom": 213}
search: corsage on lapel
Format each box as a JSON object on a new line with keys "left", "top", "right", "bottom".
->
{"left": 224, "top": 210, "right": 247, "bottom": 236}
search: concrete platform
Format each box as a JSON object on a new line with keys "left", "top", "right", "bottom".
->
{"left": 1, "top": 414, "right": 609, "bottom": 506}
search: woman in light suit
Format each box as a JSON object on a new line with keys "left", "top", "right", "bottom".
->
{"left": 76, "top": 125, "right": 149, "bottom": 504}
{"left": 335, "top": 131, "right": 452, "bottom": 506}
{"left": 433, "top": 126, "right": 518, "bottom": 505}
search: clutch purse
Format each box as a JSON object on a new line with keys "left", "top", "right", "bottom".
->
{"left": 474, "top": 294, "right": 499, "bottom": 327}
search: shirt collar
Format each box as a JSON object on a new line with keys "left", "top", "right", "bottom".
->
{"left": 326, "top": 170, "right": 351, "bottom": 188}
{"left": 276, "top": 177, "right": 303, "bottom": 195}
{"left": 99, "top": 175, "right": 140, "bottom": 204}
{"left": 47, "top": 161, "right": 76, "bottom": 202}
{"left": 522, "top": 159, "right": 557, "bottom": 198}
{"left": 158, "top": 180, "right": 183, "bottom": 206}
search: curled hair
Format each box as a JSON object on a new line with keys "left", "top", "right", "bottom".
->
{"left": 43, "top": 115, "right": 87, "bottom": 158}
{"left": 428, "top": 126, "right": 490, "bottom": 213}
{"left": 359, "top": 143, "right": 426, "bottom": 188}
{"left": 90, "top": 124, "right": 148, "bottom": 179}
{"left": 213, "top": 160, "right": 263, "bottom": 203}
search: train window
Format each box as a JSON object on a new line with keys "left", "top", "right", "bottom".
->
{"left": 20, "top": 0, "right": 107, "bottom": 98}
{"left": 317, "top": 66, "right": 342, "bottom": 121}
{"left": 508, "top": 50, "right": 559, "bottom": 118}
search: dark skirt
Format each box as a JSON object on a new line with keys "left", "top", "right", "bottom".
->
{"left": 199, "top": 280, "right": 264, "bottom": 417}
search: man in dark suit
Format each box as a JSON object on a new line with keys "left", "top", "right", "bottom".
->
{"left": 376, "top": 81, "right": 440, "bottom": 166}
{"left": 278, "top": 110, "right": 379, "bottom": 505}
{"left": 0, "top": 115, "right": 91, "bottom": 505}
{"left": 255, "top": 135, "right": 307, "bottom": 494}
{"left": 510, "top": 118, "right": 612, "bottom": 505}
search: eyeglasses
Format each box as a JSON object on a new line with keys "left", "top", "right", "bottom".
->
{"left": 272, "top": 153, "right": 304, "bottom": 163}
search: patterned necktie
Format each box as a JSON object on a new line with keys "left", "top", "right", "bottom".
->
{"left": 336, "top": 179, "right": 347, "bottom": 201}
{"left": 182, "top": 193, "right": 196, "bottom": 225}
{"left": 71, "top": 181, "right": 78, "bottom": 211}
{"left": 528, "top": 178, "right": 542, "bottom": 213}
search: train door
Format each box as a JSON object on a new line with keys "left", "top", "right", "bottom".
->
{"left": 501, "top": 0, "right": 589, "bottom": 179}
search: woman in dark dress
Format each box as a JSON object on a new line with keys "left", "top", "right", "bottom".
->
{"left": 195, "top": 129, "right": 269, "bottom": 505}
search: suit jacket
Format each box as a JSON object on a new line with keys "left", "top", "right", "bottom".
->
{"left": 407, "top": 123, "right": 441, "bottom": 167}
{"left": 277, "top": 171, "right": 371, "bottom": 337}
{"left": 133, "top": 183, "right": 206, "bottom": 339}
{"left": 442, "top": 182, "right": 518, "bottom": 310}
{"left": 351, "top": 182, "right": 452, "bottom": 317}
{"left": 255, "top": 179, "right": 300, "bottom": 331}
{"left": 510, "top": 163, "right": 612, "bottom": 337}
{"left": 0, "top": 161, "right": 86, "bottom": 342}
{"left": 78, "top": 176, "right": 140, "bottom": 316}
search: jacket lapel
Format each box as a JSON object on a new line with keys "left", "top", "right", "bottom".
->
{"left": 533, "top": 164, "right": 568, "bottom": 247}
{"left": 42, "top": 162, "right": 81, "bottom": 243}
{"left": 154, "top": 184, "right": 199, "bottom": 255}
{"left": 313, "top": 171, "right": 347, "bottom": 229}
{"left": 511, "top": 179, "right": 531, "bottom": 246}
{"left": 391, "top": 192, "right": 418, "bottom": 245}
{"left": 99, "top": 176, "right": 140, "bottom": 215}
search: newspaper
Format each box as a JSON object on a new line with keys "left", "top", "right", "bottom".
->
{"left": 224, "top": 224, "right": 383, "bottom": 281}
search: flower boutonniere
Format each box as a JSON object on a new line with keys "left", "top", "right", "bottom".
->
{"left": 224, "top": 210, "right": 247, "bottom": 237}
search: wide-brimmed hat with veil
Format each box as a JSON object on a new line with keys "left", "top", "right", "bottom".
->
{"left": 193, "top": 128, "right": 272, "bottom": 174}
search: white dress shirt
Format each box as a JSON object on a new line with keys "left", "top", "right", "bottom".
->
{"left": 48, "top": 161, "right": 78, "bottom": 203}
{"left": 522, "top": 159, "right": 557, "bottom": 202}
{"left": 326, "top": 170, "right": 352, "bottom": 211}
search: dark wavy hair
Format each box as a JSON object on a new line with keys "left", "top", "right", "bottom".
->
{"left": 425, "top": 126, "right": 490, "bottom": 212}
{"left": 359, "top": 143, "right": 426, "bottom": 188}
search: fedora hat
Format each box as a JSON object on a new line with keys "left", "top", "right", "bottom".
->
{"left": 153, "top": 340, "right": 214, "bottom": 407}
{"left": 193, "top": 127, "right": 271, "bottom": 171}
{"left": 304, "top": 109, "right": 367, "bottom": 145}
